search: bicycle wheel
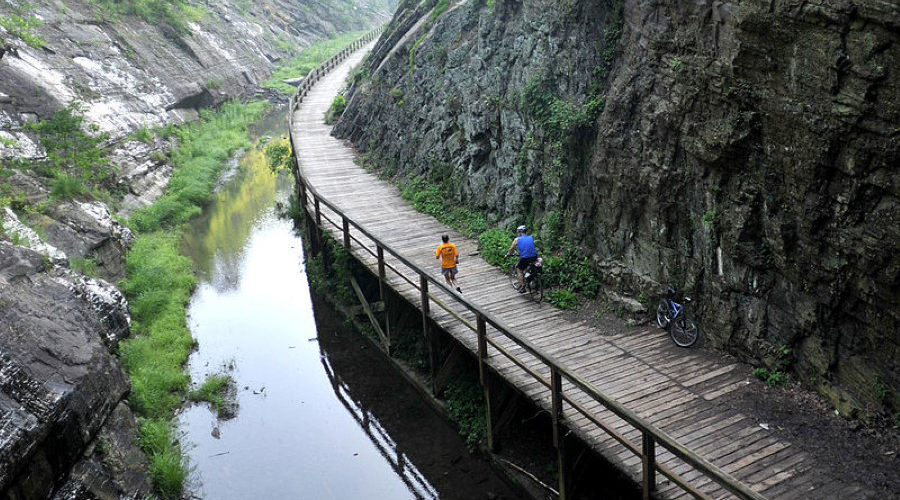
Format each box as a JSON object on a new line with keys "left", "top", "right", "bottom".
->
{"left": 670, "top": 316, "right": 699, "bottom": 347}
{"left": 508, "top": 262, "right": 520, "bottom": 290}
{"left": 528, "top": 276, "right": 543, "bottom": 303}
{"left": 655, "top": 300, "right": 671, "bottom": 329}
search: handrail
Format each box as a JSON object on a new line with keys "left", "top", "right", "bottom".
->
{"left": 287, "top": 28, "right": 767, "bottom": 500}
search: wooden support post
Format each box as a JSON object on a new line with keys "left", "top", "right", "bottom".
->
{"left": 314, "top": 199, "right": 322, "bottom": 227}
{"left": 298, "top": 174, "right": 307, "bottom": 208}
{"left": 477, "top": 314, "right": 487, "bottom": 384}
{"left": 342, "top": 216, "right": 350, "bottom": 249}
{"left": 552, "top": 368, "right": 567, "bottom": 500}
{"left": 477, "top": 314, "right": 496, "bottom": 451}
{"left": 642, "top": 433, "right": 656, "bottom": 500}
{"left": 419, "top": 276, "right": 439, "bottom": 394}
{"left": 377, "top": 246, "right": 391, "bottom": 353}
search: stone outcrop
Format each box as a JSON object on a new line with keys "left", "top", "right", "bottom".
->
{"left": 0, "top": 242, "right": 137, "bottom": 499}
{"left": 334, "top": 0, "right": 899, "bottom": 415}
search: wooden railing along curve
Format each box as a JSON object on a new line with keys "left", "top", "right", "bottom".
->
{"left": 287, "top": 28, "right": 768, "bottom": 500}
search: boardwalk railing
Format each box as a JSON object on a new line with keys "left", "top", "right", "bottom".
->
{"left": 289, "top": 28, "right": 384, "bottom": 114}
{"left": 287, "top": 30, "right": 768, "bottom": 500}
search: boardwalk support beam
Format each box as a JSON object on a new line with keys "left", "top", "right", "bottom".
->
{"left": 477, "top": 314, "right": 497, "bottom": 451}
{"left": 377, "top": 245, "right": 391, "bottom": 354}
{"left": 552, "top": 368, "right": 567, "bottom": 500}
{"left": 643, "top": 433, "right": 657, "bottom": 500}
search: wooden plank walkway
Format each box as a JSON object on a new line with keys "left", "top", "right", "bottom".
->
{"left": 289, "top": 42, "right": 872, "bottom": 500}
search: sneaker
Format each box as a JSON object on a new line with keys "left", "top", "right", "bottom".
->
{"left": 518, "top": 287, "right": 527, "bottom": 294}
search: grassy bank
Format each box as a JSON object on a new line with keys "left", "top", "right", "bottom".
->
{"left": 120, "top": 29, "right": 372, "bottom": 497}
{"left": 263, "top": 30, "right": 367, "bottom": 93}
{"left": 120, "top": 100, "right": 267, "bottom": 498}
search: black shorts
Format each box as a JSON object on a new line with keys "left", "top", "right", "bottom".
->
{"left": 516, "top": 256, "right": 538, "bottom": 270}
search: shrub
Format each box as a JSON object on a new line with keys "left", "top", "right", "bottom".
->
{"left": 478, "top": 228, "right": 510, "bottom": 267}
{"left": 541, "top": 246, "right": 602, "bottom": 297}
{"left": 547, "top": 288, "right": 579, "bottom": 310}
{"left": 323, "top": 94, "right": 347, "bottom": 124}
{"left": 444, "top": 371, "right": 486, "bottom": 450}
{"left": 0, "top": 12, "right": 45, "bottom": 48}
{"left": 28, "top": 102, "right": 112, "bottom": 188}
{"left": 264, "top": 137, "right": 292, "bottom": 173}
{"left": 754, "top": 367, "right": 788, "bottom": 387}
{"left": 50, "top": 173, "right": 88, "bottom": 199}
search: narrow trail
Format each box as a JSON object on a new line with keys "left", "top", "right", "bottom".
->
{"left": 289, "top": 40, "right": 872, "bottom": 500}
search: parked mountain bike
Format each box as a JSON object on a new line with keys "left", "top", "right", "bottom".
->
{"left": 508, "top": 257, "right": 544, "bottom": 303}
{"left": 655, "top": 285, "right": 700, "bottom": 347}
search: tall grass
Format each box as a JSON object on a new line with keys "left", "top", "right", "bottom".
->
{"left": 120, "top": 100, "right": 267, "bottom": 498}
{"left": 263, "top": 31, "right": 367, "bottom": 93}
{"left": 130, "top": 101, "right": 268, "bottom": 232}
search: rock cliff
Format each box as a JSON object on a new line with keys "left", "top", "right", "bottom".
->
{"left": 334, "top": 0, "right": 899, "bottom": 416}
{"left": 0, "top": 0, "right": 392, "bottom": 498}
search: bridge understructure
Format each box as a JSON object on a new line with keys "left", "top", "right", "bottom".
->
{"left": 287, "top": 33, "right": 870, "bottom": 500}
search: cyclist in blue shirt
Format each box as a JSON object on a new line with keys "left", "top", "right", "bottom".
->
{"left": 505, "top": 225, "right": 538, "bottom": 292}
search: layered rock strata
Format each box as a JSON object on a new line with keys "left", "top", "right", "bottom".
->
{"left": 334, "top": 0, "right": 899, "bottom": 415}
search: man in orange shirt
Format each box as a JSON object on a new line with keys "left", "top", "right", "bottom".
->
{"left": 435, "top": 234, "right": 461, "bottom": 293}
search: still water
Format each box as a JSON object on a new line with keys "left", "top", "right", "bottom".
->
{"left": 178, "top": 113, "right": 520, "bottom": 500}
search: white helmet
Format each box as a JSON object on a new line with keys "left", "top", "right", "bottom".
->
{"left": 516, "top": 225, "right": 527, "bottom": 233}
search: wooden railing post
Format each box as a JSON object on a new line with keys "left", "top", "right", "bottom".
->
{"left": 642, "top": 433, "right": 657, "bottom": 500}
{"left": 342, "top": 216, "right": 350, "bottom": 249}
{"left": 298, "top": 177, "right": 307, "bottom": 209}
{"left": 377, "top": 245, "right": 391, "bottom": 353}
{"left": 420, "top": 275, "right": 439, "bottom": 394}
{"left": 552, "top": 368, "right": 567, "bottom": 500}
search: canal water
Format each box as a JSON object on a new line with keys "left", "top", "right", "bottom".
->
{"left": 178, "top": 110, "right": 522, "bottom": 500}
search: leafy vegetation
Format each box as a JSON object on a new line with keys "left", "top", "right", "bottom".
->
{"left": 91, "top": 0, "right": 204, "bottom": 35}
{"left": 264, "top": 137, "right": 292, "bottom": 173}
{"left": 444, "top": 371, "right": 486, "bottom": 451}
{"left": 400, "top": 176, "right": 488, "bottom": 236}
{"left": 546, "top": 288, "right": 579, "bottom": 310}
{"left": 129, "top": 101, "right": 268, "bottom": 232}
{"left": 25, "top": 103, "right": 114, "bottom": 200}
{"left": 324, "top": 94, "right": 347, "bottom": 124}
{"left": 0, "top": 10, "right": 46, "bottom": 48}
{"left": 540, "top": 246, "right": 602, "bottom": 297}
{"left": 117, "top": 100, "right": 268, "bottom": 498}
{"left": 136, "top": 419, "right": 187, "bottom": 499}
{"left": 69, "top": 256, "right": 98, "bottom": 276}
{"left": 263, "top": 31, "right": 367, "bottom": 94}
{"left": 188, "top": 374, "right": 233, "bottom": 416}
{"left": 754, "top": 367, "right": 787, "bottom": 387}
{"left": 478, "top": 228, "right": 510, "bottom": 267}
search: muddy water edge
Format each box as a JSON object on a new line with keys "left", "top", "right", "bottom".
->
{"left": 176, "top": 106, "right": 523, "bottom": 500}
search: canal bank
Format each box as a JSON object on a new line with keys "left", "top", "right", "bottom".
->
{"left": 177, "top": 107, "right": 524, "bottom": 500}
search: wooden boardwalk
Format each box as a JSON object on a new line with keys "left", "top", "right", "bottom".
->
{"left": 289, "top": 42, "right": 871, "bottom": 500}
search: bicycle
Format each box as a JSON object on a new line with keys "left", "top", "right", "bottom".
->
{"left": 655, "top": 285, "right": 700, "bottom": 347}
{"left": 508, "top": 257, "right": 544, "bottom": 303}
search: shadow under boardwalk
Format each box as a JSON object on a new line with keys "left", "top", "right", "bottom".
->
{"left": 287, "top": 38, "right": 871, "bottom": 500}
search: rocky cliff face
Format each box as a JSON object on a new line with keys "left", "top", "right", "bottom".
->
{"left": 0, "top": 0, "right": 392, "bottom": 498}
{"left": 334, "top": 0, "right": 899, "bottom": 416}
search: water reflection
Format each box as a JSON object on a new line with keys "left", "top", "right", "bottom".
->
{"left": 178, "top": 106, "right": 520, "bottom": 500}
{"left": 182, "top": 147, "right": 279, "bottom": 290}
{"left": 320, "top": 354, "right": 440, "bottom": 500}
